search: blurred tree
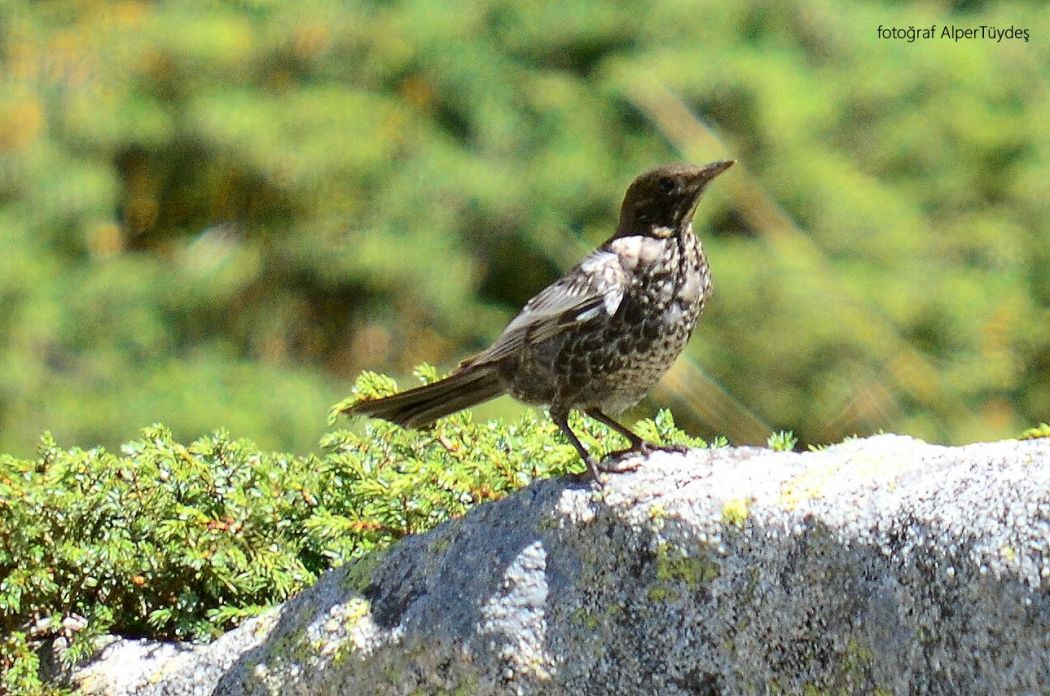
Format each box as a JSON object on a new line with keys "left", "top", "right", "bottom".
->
{"left": 0, "top": 0, "right": 1047, "bottom": 455}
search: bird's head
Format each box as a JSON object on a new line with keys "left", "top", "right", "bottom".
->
{"left": 614, "top": 160, "right": 734, "bottom": 239}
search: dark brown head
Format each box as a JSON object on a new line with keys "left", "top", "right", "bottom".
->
{"left": 614, "top": 160, "right": 734, "bottom": 238}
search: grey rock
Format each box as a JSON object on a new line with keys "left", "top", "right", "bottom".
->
{"left": 73, "top": 435, "right": 1050, "bottom": 695}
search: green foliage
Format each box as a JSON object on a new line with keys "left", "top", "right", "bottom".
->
{"left": 767, "top": 431, "right": 798, "bottom": 452}
{"left": 0, "top": 427, "right": 326, "bottom": 690}
{"left": 0, "top": 631, "right": 64, "bottom": 696}
{"left": 1020, "top": 423, "right": 1050, "bottom": 440}
{"left": 1, "top": 0, "right": 1047, "bottom": 459}
{"left": 0, "top": 369, "right": 706, "bottom": 688}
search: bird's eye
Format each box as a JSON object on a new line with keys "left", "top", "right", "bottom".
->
{"left": 658, "top": 177, "right": 675, "bottom": 194}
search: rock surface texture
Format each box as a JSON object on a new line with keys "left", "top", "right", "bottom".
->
{"left": 74, "top": 435, "right": 1050, "bottom": 695}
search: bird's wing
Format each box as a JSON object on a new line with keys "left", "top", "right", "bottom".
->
{"left": 461, "top": 249, "right": 627, "bottom": 369}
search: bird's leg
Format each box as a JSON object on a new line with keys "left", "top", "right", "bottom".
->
{"left": 551, "top": 411, "right": 603, "bottom": 483}
{"left": 584, "top": 408, "right": 650, "bottom": 472}
{"left": 586, "top": 408, "right": 689, "bottom": 464}
{"left": 585, "top": 408, "right": 646, "bottom": 449}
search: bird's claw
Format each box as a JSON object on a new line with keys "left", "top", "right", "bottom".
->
{"left": 650, "top": 443, "right": 690, "bottom": 455}
{"left": 608, "top": 440, "right": 690, "bottom": 458}
{"left": 597, "top": 453, "right": 644, "bottom": 473}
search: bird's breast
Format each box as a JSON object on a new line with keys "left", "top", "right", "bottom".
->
{"left": 620, "top": 232, "right": 707, "bottom": 318}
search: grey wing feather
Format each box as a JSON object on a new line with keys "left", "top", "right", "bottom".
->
{"left": 462, "top": 250, "right": 626, "bottom": 368}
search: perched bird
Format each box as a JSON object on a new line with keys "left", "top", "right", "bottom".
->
{"left": 345, "top": 160, "right": 734, "bottom": 480}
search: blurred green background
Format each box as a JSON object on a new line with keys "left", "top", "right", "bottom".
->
{"left": 1, "top": 0, "right": 1047, "bottom": 457}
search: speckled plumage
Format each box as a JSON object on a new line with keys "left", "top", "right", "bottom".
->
{"left": 346, "top": 160, "right": 734, "bottom": 479}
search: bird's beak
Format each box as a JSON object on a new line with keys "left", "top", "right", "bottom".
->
{"left": 696, "top": 159, "right": 735, "bottom": 183}
{"left": 683, "top": 160, "right": 734, "bottom": 200}
{"left": 679, "top": 159, "right": 734, "bottom": 231}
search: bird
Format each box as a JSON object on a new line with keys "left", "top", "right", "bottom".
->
{"left": 344, "top": 160, "right": 734, "bottom": 480}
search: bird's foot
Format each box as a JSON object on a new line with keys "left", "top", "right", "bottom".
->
{"left": 603, "top": 441, "right": 690, "bottom": 467}
{"left": 597, "top": 452, "right": 644, "bottom": 473}
{"left": 647, "top": 443, "right": 690, "bottom": 455}
{"left": 597, "top": 445, "right": 646, "bottom": 476}
{"left": 570, "top": 444, "right": 692, "bottom": 486}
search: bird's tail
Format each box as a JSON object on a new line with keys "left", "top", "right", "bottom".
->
{"left": 343, "top": 367, "right": 506, "bottom": 429}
